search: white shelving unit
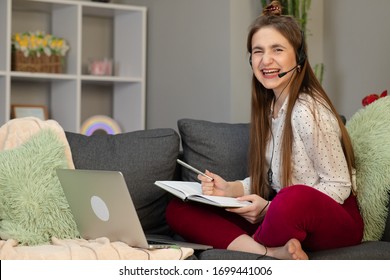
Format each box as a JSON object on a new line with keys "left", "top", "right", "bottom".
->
{"left": 0, "top": 0, "right": 147, "bottom": 133}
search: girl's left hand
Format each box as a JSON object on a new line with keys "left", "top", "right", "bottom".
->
{"left": 226, "top": 194, "right": 269, "bottom": 224}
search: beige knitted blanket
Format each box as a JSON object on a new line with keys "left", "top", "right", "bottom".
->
{"left": 0, "top": 117, "right": 74, "bottom": 168}
{"left": 0, "top": 237, "right": 193, "bottom": 260}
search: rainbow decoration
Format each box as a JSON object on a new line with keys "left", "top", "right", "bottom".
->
{"left": 80, "top": 115, "right": 122, "bottom": 136}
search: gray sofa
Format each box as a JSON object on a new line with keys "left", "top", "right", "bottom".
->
{"left": 64, "top": 118, "right": 390, "bottom": 260}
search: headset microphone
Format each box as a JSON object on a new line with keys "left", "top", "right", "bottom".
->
{"left": 278, "top": 65, "right": 299, "bottom": 78}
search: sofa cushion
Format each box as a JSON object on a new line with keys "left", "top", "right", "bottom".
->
{"left": 0, "top": 129, "right": 79, "bottom": 245}
{"left": 65, "top": 128, "right": 180, "bottom": 236}
{"left": 308, "top": 241, "right": 390, "bottom": 260}
{"left": 196, "top": 248, "right": 274, "bottom": 260}
{"left": 177, "top": 119, "right": 250, "bottom": 182}
{"left": 346, "top": 96, "right": 390, "bottom": 241}
{"left": 382, "top": 208, "right": 390, "bottom": 242}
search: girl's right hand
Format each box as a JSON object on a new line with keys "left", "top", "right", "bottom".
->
{"left": 198, "top": 170, "right": 229, "bottom": 197}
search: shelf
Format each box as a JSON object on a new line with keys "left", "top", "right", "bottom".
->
{"left": 12, "top": 0, "right": 62, "bottom": 13}
{"left": 0, "top": 0, "right": 147, "bottom": 133}
{"left": 82, "top": 2, "right": 146, "bottom": 17}
{"left": 81, "top": 75, "right": 143, "bottom": 84}
{"left": 11, "top": 71, "right": 77, "bottom": 82}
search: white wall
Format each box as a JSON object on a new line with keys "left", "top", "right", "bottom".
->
{"left": 120, "top": 0, "right": 328, "bottom": 130}
{"left": 119, "top": 0, "right": 389, "bottom": 128}
{"left": 16, "top": 0, "right": 388, "bottom": 128}
{"left": 323, "top": 0, "right": 390, "bottom": 120}
{"left": 229, "top": 0, "right": 261, "bottom": 122}
{"left": 306, "top": 0, "right": 324, "bottom": 67}
{"left": 120, "top": 0, "right": 260, "bottom": 129}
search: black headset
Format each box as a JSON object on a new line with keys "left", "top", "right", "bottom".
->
{"left": 296, "top": 31, "right": 307, "bottom": 68}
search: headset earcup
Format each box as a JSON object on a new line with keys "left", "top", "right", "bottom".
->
{"left": 297, "top": 31, "right": 307, "bottom": 66}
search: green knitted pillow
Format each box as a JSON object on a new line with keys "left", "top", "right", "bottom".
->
{"left": 0, "top": 129, "right": 79, "bottom": 245}
{"left": 346, "top": 96, "right": 390, "bottom": 241}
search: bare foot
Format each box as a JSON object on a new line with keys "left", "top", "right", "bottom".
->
{"left": 227, "top": 235, "right": 308, "bottom": 260}
{"left": 268, "top": 238, "right": 308, "bottom": 260}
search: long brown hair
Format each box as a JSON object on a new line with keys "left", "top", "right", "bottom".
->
{"left": 247, "top": 1, "right": 355, "bottom": 199}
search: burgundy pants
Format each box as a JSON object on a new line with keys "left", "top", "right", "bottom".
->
{"left": 166, "top": 185, "right": 364, "bottom": 251}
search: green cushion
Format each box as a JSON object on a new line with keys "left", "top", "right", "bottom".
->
{"left": 346, "top": 96, "right": 390, "bottom": 241}
{"left": 0, "top": 129, "right": 79, "bottom": 245}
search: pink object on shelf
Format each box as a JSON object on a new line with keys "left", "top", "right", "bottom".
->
{"left": 88, "top": 58, "right": 112, "bottom": 76}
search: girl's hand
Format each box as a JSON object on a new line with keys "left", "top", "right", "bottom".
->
{"left": 227, "top": 195, "right": 269, "bottom": 224}
{"left": 197, "top": 170, "right": 230, "bottom": 197}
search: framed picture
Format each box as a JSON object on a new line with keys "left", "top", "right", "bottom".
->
{"left": 11, "top": 105, "right": 48, "bottom": 120}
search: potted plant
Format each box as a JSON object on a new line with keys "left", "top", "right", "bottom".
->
{"left": 11, "top": 31, "right": 69, "bottom": 73}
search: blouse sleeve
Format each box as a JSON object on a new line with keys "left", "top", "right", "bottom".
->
{"left": 291, "top": 99, "right": 351, "bottom": 203}
{"left": 240, "top": 177, "right": 251, "bottom": 195}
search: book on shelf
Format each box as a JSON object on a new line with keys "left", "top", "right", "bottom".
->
{"left": 154, "top": 180, "right": 251, "bottom": 208}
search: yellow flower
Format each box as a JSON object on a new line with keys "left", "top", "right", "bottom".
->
{"left": 12, "top": 31, "right": 69, "bottom": 57}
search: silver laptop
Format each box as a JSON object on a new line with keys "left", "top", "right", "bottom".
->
{"left": 56, "top": 168, "right": 212, "bottom": 250}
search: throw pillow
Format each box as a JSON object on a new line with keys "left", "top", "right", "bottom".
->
{"left": 65, "top": 128, "right": 180, "bottom": 236}
{"left": 346, "top": 96, "right": 390, "bottom": 241}
{"left": 178, "top": 119, "right": 250, "bottom": 182}
{"left": 0, "top": 129, "right": 79, "bottom": 245}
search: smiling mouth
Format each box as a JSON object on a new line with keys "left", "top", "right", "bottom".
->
{"left": 262, "top": 69, "right": 280, "bottom": 76}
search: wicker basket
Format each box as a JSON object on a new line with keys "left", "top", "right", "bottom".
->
{"left": 11, "top": 50, "right": 64, "bottom": 73}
